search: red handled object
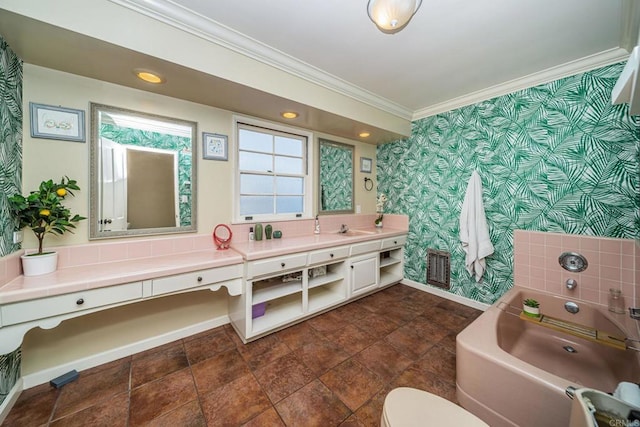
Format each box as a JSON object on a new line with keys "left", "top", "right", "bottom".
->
{"left": 213, "top": 224, "right": 232, "bottom": 250}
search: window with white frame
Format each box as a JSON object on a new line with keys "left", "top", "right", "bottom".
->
{"left": 235, "top": 118, "right": 312, "bottom": 222}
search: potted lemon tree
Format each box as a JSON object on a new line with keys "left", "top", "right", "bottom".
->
{"left": 8, "top": 177, "right": 85, "bottom": 276}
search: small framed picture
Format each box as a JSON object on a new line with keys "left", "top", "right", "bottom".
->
{"left": 203, "top": 132, "right": 228, "bottom": 161}
{"left": 360, "top": 157, "right": 373, "bottom": 173}
{"left": 30, "top": 102, "right": 85, "bottom": 142}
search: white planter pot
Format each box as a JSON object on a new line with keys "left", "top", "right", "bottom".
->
{"left": 375, "top": 222, "right": 383, "bottom": 228}
{"left": 21, "top": 252, "right": 58, "bottom": 277}
{"left": 523, "top": 305, "right": 540, "bottom": 317}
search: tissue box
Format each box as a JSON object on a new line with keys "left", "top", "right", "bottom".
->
{"left": 252, "top": 302, "right": 267, "bottom": 318}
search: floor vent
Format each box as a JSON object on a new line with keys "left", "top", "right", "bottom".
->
{"left": 427, "top": 249, "right": 450, "bottom": 289}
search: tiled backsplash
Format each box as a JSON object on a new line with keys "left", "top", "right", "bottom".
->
{"left": 0, "top": 233, "right": 213, "bottom": 287}
{"left": 0, "top": 214, "right": 409, "bottom": 287}
{"left": 228, "top": 214, "right": 408, "bottom": 241}
{"left": 514, "top": 230, "right": 638, "bottom": 309}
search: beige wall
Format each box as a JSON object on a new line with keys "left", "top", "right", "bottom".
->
{"left": 21, "top": 64, "right": 378, "bottom": 250}
{"left": 1, "top": 0, "right": 410, "bottom": 137}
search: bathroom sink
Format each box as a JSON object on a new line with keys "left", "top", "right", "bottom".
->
{"left": 338, "top": 229, "right": 376, "bottom": 236}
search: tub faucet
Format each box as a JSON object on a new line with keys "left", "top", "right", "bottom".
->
{"left": 339, "top": 224, "right": 349, "bottom": 234}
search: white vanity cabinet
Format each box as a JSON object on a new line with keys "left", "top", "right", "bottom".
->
{"left": 229, "top": 235, "right": 406, "bottom": 343}
{"left": 379, "top": 236, "right": 406, "bottom": 287}
{"left": 349, "top": 253, "right": 379, "bottom": 297}
{"left": 229, "top": 246, "right": 350, "bottom": 342}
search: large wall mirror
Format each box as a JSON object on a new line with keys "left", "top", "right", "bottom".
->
{"left": 89, "top": 103, "right": 197, "bottom": 239}
{"left": 318, "top": 139, "right": 354, "bottom": 214}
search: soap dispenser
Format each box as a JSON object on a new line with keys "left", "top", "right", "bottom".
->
{"left": 314, "top": 215, "right": 320, "bottom": 234}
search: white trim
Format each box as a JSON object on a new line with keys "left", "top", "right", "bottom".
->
{"left": 0, "top": 378, "right": 23, "bottom": 425}
{"left": 401, "top": 278, "right": 490, "bottom": 311}
{"left": 412, "top": 48, "right": 630, "bottom": 120}
{"left": 110, "top": 0, "right": 634, "bottom": 123}
{"left": 22, "top": 315, "right": 229, "bottom": 389}
{"left": 108, "top": 0, "right": 412, "bottom": 120}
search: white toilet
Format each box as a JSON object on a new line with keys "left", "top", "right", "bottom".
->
{"left": 380, "top": 387, "right": 489, "bottom": 426}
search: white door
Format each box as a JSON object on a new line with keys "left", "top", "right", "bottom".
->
{"left": 100, "top": 137, "right": 127, "bottom": 231}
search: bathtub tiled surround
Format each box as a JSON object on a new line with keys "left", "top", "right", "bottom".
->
{"left": 513, "top": 230, "right": 638, "bottom": 309}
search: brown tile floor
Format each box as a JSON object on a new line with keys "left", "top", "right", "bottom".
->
{"left": 3, "top": 284, "right": 481, "bottom": 426}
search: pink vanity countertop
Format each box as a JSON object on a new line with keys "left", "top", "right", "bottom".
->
{"left": 0, "top": 249, "right": 243, "bottom": 304}
{"left": 231, "top": 227, "right": 407, "bottom": 261}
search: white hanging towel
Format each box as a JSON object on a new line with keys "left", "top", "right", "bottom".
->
{"left": 460, "top": 170, "right": 494, "bottom": 282}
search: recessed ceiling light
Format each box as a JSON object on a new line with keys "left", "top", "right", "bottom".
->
{"left": 134, "top": 69, "right": 165, "bottom": 84}
{"left": 281, "top": 111, "right": 299, "bottom": 119}
{"left": 359, "top": 132, "right": 371, "bottom": 138}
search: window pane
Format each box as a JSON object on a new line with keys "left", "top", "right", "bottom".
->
{"left": 276, "top": 176, "right": 303, "bottom": 195}
{"left": 239, "top": 151, "right": 272, "bottom": 172}
{"left": 276, "top": 196, "right": 303, "bottom": 213}
{"left": 239, "top": 128, "right": 272, "bottom": 153}
{"left": 274, "top": 156, "right": 303, "bottom": 174}
{"left": 275, "top": 136, "right": 302, "bottom": 156}
{"left": 240, "top": 196, "right": 274, "bottom": 215}
{"left": 241, "top": 174, "right": 274, "bottom": 194}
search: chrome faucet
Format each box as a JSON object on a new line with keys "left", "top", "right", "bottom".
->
{"left": 339, "top": 224, "right": 349, "bottom": 234}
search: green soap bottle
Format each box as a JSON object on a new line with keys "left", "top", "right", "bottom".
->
{"left": 254, "top": 223, "right": 263, "bottom": 241}
{"left": 265, "top": 224, "right": 273, "bottom": 239}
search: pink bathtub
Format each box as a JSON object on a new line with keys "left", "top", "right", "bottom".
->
{"left": 457, "top": 287, "right": 640, "bottom": 427}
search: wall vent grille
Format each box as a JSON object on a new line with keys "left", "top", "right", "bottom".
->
{"left": 427, "top": 249, "right": 450, "bottom": 289}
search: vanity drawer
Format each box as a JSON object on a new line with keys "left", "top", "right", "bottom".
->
{"left": 381, "top": 235, "right": 407, "bottom": 250}
{"left": 247, "top": 253, "right": 308, "bottom": 278}
{"left": 1, "top": 282, "right": 143, "bottom": 326}
{"left": 152, "top": 264, "right": 242, "bottom": 296}
{"left": 350, "top": 240, "right": 382, "bottom": 256}
{"left": 307, "top": 245, "right": 349, "bottom": 265}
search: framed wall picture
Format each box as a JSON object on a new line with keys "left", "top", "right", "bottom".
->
{"left": 360, "top": 157, "right": 372, "bottom": 173}
{"left": 203, "top": 132, "right": 228, "bottom": 161}
{"left": 30, "top": 102, "right": 86, "bottom": 142}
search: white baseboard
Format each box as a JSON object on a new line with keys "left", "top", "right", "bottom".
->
{"left": 401, "top": 279, "right": 491, "bottom": 311}
{"left": 22, "top": 315, "right": 230, "bottom": 389}
{"left": 0, "top": 378, "right": 23, "bottom": 424}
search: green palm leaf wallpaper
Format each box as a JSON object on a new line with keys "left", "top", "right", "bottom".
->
{"left": 0, "top": 36, "right": 22, "bottom": 405}
{"left": 378, "top": 63, "right": 640, "bottom": 304}
{"left": 319, "top": 142, "right": 353, "bottom": 211}
{"left": 0, "top": 37, "right": 22, "bottom": 257}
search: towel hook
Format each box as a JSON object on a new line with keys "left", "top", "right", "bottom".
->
{"left": 364, "top": 177, "right": 374, "bottom": 191}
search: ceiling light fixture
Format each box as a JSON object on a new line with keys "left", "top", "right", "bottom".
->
{"left": 134, "top": 69, "right": 165, "bottom": 84}
{"left": 367, "top": 0, "right": 423, "bottom": 34}
{"left": 359, "top": 132, "right": 371, "bottom": 138}
{"left": 281, "top": 111, "right": 299, "bottom": 119}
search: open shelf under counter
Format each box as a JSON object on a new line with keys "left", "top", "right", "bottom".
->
{"left": 308, "top": 283, "right": 347, "bottom": 313}
{"left": 308, "top": 271, "right": 343, "bottom": 289}
{"left": 252, "top": 276, "right": 303, "bottom": 305}
{"left": 251, "top": 293, "right": 303, "bottom": 335}
{"left": 380, "top": 271, "right": 403, "bottom": 287}
{"left": 379, "top": 257, "right": 402, "bottom": 268}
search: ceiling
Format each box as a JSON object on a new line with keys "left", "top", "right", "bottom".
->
{"left": 0, "top": 0, "right": 637, "bottom": 144}
{"left": 165, "top": 0, "right": 636, "bottom": 116}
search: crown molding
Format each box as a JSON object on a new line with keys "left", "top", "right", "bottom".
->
{"left": 108, "top": 0, "right": 634, "bottom": 124}
{"left": 412, "top": 48, "right": 630, "bottom": 121}
{"left": 107, "top": 0, "right": 413, "bottom": 121}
